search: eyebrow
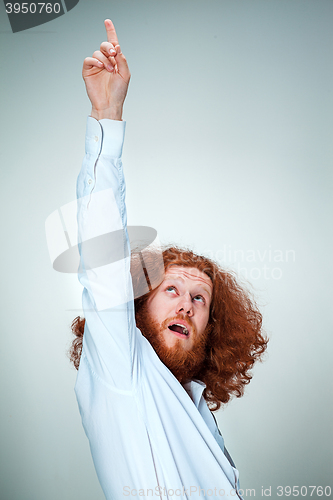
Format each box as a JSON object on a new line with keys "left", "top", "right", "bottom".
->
{"left": 163, "top": 275, "right": 212, "bottom": 299}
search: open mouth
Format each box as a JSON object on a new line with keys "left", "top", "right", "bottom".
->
{"left": 168, "top": 323, "right": 190, "bottom": 337}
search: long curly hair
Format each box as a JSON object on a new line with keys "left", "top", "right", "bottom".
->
{"left": 69, "top": 246, "right": 268, "bottom": 410}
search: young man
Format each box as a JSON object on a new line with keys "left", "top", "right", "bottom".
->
{"left": 72, "top": 19, "right": 267, "bottom": 500}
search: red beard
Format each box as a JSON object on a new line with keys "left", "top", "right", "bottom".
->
{"left": 135, "top": 302, "right": 212, "bottom": 384}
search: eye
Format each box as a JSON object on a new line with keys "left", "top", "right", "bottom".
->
{"left": 166, "top": 286, "right": 177, "bottom": 294}
{"left": 193, "top": 295, "right": 205, "bottom": 304}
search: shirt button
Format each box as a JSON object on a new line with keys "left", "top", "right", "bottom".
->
{"left": 88, "top": 179, "right": 93, "bottom": 185}
{"left": 94, "top": 136, "right": 99, "bottom": 142}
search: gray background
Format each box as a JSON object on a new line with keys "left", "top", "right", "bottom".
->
{"left": 0, "top": 0, "right": 332, "bottom": 499}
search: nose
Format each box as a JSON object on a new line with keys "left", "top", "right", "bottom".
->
{"left": 175, "top": 292, "right": 193, "bottom": 317}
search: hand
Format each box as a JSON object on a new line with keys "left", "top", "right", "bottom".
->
{"left": 82, "top": 19, "right": 131, "bottom": 121}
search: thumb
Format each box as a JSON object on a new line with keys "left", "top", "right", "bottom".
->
{"left": 115, "top": 45, "right": 130, "bottom": 79}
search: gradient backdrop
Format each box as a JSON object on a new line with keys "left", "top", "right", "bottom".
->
{"left": 0, "top": 1, "right": 332, "bottom": 499}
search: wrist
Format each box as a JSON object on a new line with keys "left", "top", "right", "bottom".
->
{"left": 91, "top": 105, "right": 123, "bottom": 121}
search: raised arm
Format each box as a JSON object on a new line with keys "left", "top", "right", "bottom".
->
{"left": 76, "top": 20, "right": 137, "bottom": 391}
{"left": 82, "top": 19, "right": 131, "bottom": 121}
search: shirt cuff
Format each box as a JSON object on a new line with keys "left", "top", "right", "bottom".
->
{"left": 85, "top": 116, "right": 126, "bottom": 158}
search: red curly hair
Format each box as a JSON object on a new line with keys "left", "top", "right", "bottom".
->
{"left": 69, "top": 246, "right": 268, "bottom": 410}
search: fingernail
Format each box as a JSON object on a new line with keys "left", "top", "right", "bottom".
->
{"left": 110, "top": 49, "right": 116, "bottom": 55}
{"left": 107, "top": 64, "right": 114, "bottom": 72}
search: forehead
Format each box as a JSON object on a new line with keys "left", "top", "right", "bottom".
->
{"left": 164, "top": 265, "right": 213, "bottom": 292}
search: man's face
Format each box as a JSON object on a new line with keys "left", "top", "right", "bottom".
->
{"left": 146, "top": 266, "right": 213, "bottom": 350}
{"left": 136, "top": 265, "right": 213, "bottom": 383}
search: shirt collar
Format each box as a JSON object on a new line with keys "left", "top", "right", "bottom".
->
{"left": 183, "top": 379, "right": 206, "bottom": 408}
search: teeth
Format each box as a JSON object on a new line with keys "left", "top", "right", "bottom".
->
{"left": 174, "top": 324, "right": 189, "bottom": 336}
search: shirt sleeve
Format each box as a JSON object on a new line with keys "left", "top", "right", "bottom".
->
{"left": 76, "top": 116, "right": 139, "bottom": 391}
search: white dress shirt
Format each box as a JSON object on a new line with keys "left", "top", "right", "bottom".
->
{"left": 75, "top": 116, "right": 243, "bottom": 500}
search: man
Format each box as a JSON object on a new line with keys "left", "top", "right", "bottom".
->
{"left": 72, "top": 19, "right": 267, "bottom": 500}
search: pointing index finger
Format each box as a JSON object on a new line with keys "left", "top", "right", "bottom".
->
{"left": 104, "top": 19, "right": 119, "bottom": 46}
